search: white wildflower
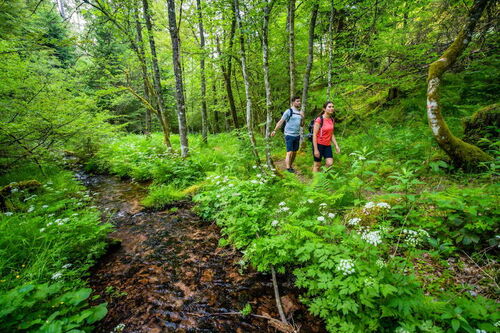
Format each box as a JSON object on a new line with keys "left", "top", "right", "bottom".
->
{"left": 328, "top": 213, "right": 336, "bottom": 218}
{"left": 228, "top": 183, "right": 234, "bottom": 187}
{"left": 320, "top": 203, "right": 327, "bottom": 207}
{"left": 317, "top": 216, "right": 325, "bottom": 222}
{"left": 395, "top": 328, "right": 409, "bottom": 333}
{"left": 42, "top": 205, "right": 49, "bottom": 209}
{"left": 337, "top": 259, "right": 355, "bottom": 276}
{"left": 39, "top": 228, "right": 46, "bottom": 232}
{"left": 307, "top": 199, "right": 314, "bottom": 204}
{"left": 347, "top": 217, "right": 361, "bottom": 226}
{"left": 4, "top": 212, "right": 13, "bottom": 216}
{"left": 11, "top": 188, "right": 19, "bottom": 193}
{"left": 113, "top": 323, "right": 126, "bottom": 333}
{"left": 256, "top": 174, "right": 262, "bottom": 178}
{"left": 62, "top": 264, "right": 72, "bottom": 269}
{"left": 475, "top": 330, "right": 486, "bottom": 333}
{"left": 51, "top": 272, "right": 63, "bottom": 280}
{"left": 376, "top": 202, "right": 391, "bottom": 209}
{"left": 281, "top": 207, "right": 290, "bottom": 212}
{"left": 376, "top": 259, "right": 386, "bottom": 268}
{"left": 364, "top": 202, "right": 375, "bottom": 209}
{"left": 252, "top": 165, "right": 257, "bottom": 169}
{"left": 271, "top": 220, "right": 279, "bottom": 227}
{"left": 279, "top": 202, "right": 286, "bottom": 206}
{"left": 250, "top": 180, "right": 258, "bottom": 184}
{"left": 27, "top": 206, "right": 35, "bottom": 213}
{"left": 361, "top": 230, "right": 382, "bottom": 246}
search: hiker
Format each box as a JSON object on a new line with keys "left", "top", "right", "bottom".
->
{"left": 270, "top": 96, "right": 304, "bottom": 173}
{"left": 312, "top": 101, "right": 340, "bottom": 172}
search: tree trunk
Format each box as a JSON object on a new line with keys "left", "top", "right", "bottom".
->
{"left": 327, "top": 0, "right": 335, "bottom": 100}
{"left": 196, "top": 0, "right": 208, "bottom": 143}
{"left": 134, "top": 8, "right": 152, "bottom": 135}
{"left": 262, "top": 0, "right": 277, "bottom": 170}
{"left": 300, "top": 1, "right": 319, "bottom": 145}
{"left": 212, "top": 78, "right": 220, "bottom": 133}
{"left": 234, "top": 0, "right": 260, "bottom": 165}
{"left": 426, "top": 0, "right": 491, "bottom": 170}
{"left": 142, "top": 0, "right": 172, "bottom": 147}
{"left": 167, "top": 0, "right": 189, "bottom": 157}
{"left": 216, "top": 16, "right": 239, "bottom": 129}
{"left": 287, "top": 0, "right": 296, "bottom": 100}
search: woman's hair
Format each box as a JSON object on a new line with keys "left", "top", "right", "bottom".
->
{"left": 323, "top": 101, "right": 334, "bottom": 110}
{"left": 316, "top": 101, "right": 334, "bottom": 119}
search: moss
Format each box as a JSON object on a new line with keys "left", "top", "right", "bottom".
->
{"left": 463, "top": 104, "right": 500, "bottom": 149}
{"left": 0, "top": 180, "right": 42, "bottom": 211}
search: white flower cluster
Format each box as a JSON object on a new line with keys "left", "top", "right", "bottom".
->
{"left": 475, "top": 330, "right": 487, "bottom": 333}
{"left": 317, "top": 216, "right": 325, "bottom": 222}
{"left": 376, "top": 258, "right": 386, "bottom": 268}
{"left": 360, "top": 230, "right": 382, "bottom": 246}
{"left": 276, "top": 202, "right": 291, "bottom": 214}
{"left": 394, "top": 328, "right": 410, "bottom": 333}
{"left": 47, "top": 217, "right": 70, "bottom": 227}
{"left": 363, "top": 277, "right": 375, "bottom": 287}
{"left": 347, "top": 217, "right": 361, "bottom": 226}
{"left": 401, "top": 228, "right": 429, "bottom": 247}
{"left": 51, "top": 272, "right": 63, "bottom": 280}
{"left": 337, "top": 259, "right": 355, "bottom": 276}
{"left": 362, "top": 201, "right": 391, "bottom": 214}
{"left": 4, "top": 212, "right": 13, "bottom": 216}
{"left": 271, "top": 220, "right": 279, "bottom": 227}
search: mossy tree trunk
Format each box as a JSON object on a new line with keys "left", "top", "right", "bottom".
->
{"left": 426, "top": 0, "right": 492, "bottom": 170}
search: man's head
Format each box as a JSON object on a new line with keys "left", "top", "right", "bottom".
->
{"left": 291, "top": 96, "right": 301, "bottom": 109}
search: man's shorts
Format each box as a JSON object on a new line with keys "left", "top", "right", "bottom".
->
{"left": 313, "top": 143, "right": 333, "bottom": 162}
{"left": 285, "top": 135, "right": 300, "bottom": 152}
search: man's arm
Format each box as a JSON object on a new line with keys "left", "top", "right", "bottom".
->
{"left": 270, "top": 118, "right": 285, "bottom": 137}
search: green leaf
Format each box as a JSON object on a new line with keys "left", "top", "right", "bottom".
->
{"left": 86, "top": 303, "right": 108, "bottom": 324}
{"left": 451, "top": 319, "right": 460, "bottom": 332}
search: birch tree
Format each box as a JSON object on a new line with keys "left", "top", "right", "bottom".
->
{"left": 233, "top": 0, "right": 260, "bottom": 165}
{"left": 166, "top": 0, "right": 189, "bottom": 157}
{"left": 287, "top": 0, "right": 296, "bottom": 100}
{"left": 262, "top": 0, "right": 277, "bottom": 169}
{"left": 196, "top": 0, "right": 208, "bottom": 143}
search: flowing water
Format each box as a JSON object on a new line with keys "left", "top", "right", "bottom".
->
{"left": 76, "top": 172, "right": 325, "bottom": 333}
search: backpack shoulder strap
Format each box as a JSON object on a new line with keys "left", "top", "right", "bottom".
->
{"left": 286, "top": 108, "right": 293, "bottom": 122}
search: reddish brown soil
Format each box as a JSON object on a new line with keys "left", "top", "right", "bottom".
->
{"left": 80, "top": 173, "right": 325, "bottom": 333}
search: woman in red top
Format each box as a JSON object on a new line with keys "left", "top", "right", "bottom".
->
{"left": 312, "top": 101, "right": 340, "bottom": 172}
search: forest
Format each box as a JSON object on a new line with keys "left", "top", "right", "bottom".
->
{"left": 0, "top": 0, "right": 498, "bottom": 332}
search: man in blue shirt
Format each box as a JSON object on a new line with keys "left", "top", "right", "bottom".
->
{"left": 270, "top": 96, "right": 304, "bottom": 173}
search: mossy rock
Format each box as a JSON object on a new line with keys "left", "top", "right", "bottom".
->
{"left": 463, "top": 104, "right": 499, "bottom": 150}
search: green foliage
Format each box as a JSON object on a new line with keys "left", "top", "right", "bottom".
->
{"left": 0, "top": 282, "right": 107, "bottom": 332}
{"left": 418, "top": 185, "right": 499, "bottom": 252}
{"left": 0, "top": 164, "right": 111, "bottom": 331}
{"left": 0, "top": 165, "right": 111, "bottom": 288}
{"left": 142, "top": 184, "right": 186, "bottom": 208}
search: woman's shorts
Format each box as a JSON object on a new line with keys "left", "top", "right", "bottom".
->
{"left": 285, "top": 135, "right": 300, "bottom": 152}
{"left": 313, "top": 143, "right": 333, "bottom": 162}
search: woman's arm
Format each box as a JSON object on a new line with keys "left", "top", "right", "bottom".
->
{"left": 313, "top": 122, "right": 320, "bottom": 157}
{"left": 331, "top": 133, "right": 340, "bottom": 153}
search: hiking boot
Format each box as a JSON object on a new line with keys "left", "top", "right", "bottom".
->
{"left": 286, "top": 168, "right": 295, "bottom": 173}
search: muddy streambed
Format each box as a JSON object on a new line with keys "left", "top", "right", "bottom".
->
{"left": 76, "top": 172, "right": 325, "bottom": 333}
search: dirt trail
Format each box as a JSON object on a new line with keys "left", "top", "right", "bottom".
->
{"left": 77, "top": 172, "right": 324, "bottom": 333}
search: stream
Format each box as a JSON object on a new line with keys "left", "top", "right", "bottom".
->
{"left": 76, "top": 171, "right": 325, "bottom": 333}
